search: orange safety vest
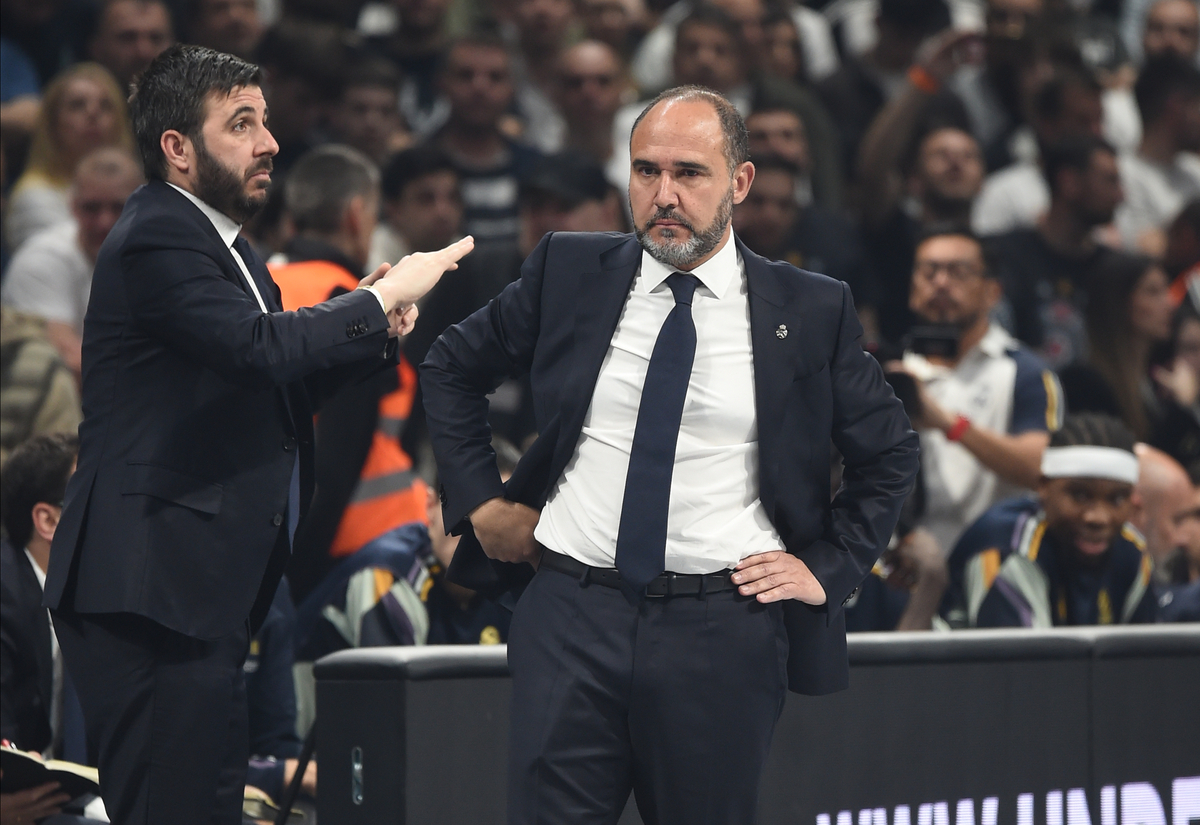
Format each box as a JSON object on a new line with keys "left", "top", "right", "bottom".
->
{"left": 270, "top": 258, "right": 428, "bottom": 557}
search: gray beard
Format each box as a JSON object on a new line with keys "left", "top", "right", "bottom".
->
{"left": 634, "top": 188, "right": 734, "bottom": 270}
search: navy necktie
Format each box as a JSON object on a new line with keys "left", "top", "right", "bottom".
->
{"left": 615, "top": 272, "right": 699, "bottom": 596}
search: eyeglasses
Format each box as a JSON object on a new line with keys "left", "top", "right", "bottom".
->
{"left": 913, "top": 260, "right": 985, "bottom": 283}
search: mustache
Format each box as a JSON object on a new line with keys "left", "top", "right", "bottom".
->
{"left": 643, "top": 208, "right": 695, "bottom": 233}
{"left": 246, "top": 158, "right": 273, "bottom": 179}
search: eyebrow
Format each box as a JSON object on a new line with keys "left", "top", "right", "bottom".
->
{"left": 631, "top": 158, "right": 712, "bottom": 173}
{"left": 226, "top": 105, "right": 261, "bottom": 126}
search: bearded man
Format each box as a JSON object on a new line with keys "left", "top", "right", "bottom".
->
{"left": 42, "top": 45, "right": 472, "bottom": 825}
{"left": 421, "top": 85, "right": 918, "bottom": 825}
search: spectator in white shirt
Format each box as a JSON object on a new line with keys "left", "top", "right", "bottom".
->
{"left": 1, "top": 148, "right": 143, "bottom": 376}
{"left": 894, "top": 225, "right": 1063, "bottom": 555}
{"left": 1116, "top": 55, "right": 1200, "bottom": 255}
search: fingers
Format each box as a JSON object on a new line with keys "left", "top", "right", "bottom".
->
{"left": 735, "top": 550, "right": 784, "bottom": 570}
{"left": 360, "top": 262, "right": 392, "bottom": 286}
{"left": 437, "top": 235, "right": 475, "bottom": 263}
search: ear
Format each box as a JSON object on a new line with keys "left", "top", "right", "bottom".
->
{"left": 343, "top": 194, "right": 367, "bottom": 237}
{"left": 983, "top": 276, "right": 1002, "bottom": 309}
{"left": 160, "top": 129, "right": 192, "bottom": 176}
{"left": 732, "top": 161, "right": 755, "bottom": 205}
{"left": 30, "top": 502, "right": 61, "bottom": 544}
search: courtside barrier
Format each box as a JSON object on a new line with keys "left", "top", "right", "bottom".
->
{"left": 314, "top": 625, "right": 1199, "bottom": 824}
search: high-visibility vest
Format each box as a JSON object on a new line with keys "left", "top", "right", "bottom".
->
{"left": 270, "top": 258, "right": 428, "bottom": 557}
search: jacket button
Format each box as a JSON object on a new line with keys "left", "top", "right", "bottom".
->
{"left": 272, "top": 513, "right": 283, "bottom": 527}
{"left": 283, "top": 437, "right": 296, "bottom": 452}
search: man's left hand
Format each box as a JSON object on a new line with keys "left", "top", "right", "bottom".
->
{"left": 733, "top": 551, "right": 827, "bottom": 605}
{"left": 388, "top": 304, "right": 419, "bottom": 338}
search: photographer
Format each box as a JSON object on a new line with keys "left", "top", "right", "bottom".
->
{"left": 889, "top": 226, "right": 1063, "bottom": 556}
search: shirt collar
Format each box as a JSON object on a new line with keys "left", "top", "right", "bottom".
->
{"left": 23, "top": 548, "right": 46, "bottom": 591}
{"left": 638, "top": 230, "right": 742, "bottom": 300}
{"left": 167, "top": 182, "right": 242, "bottom": 250}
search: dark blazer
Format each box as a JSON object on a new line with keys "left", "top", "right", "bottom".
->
{"left": 44, "top": 180, "right": 396, "bottom": 640}
{"left": 421, "top": 232, "right": 919, "bottom": 695}
{"left": 1, "top": 539, "right": 53, "bottom": 753}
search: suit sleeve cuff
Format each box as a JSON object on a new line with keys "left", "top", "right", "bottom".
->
{"left": 357, "top": 284, "right": 389, "bottom": 315}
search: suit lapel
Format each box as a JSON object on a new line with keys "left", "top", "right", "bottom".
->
{"left": 548, "top": 236, "right": 641, "bottom": 488}
{"left": 741, "top": 238, "right": 803, "bottom": 512}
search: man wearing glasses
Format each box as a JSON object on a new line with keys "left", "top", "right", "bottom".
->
{"left": 892, "top": 226, "right": 1064, "bottom": 558}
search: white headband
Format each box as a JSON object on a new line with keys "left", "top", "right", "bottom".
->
{"left": 1040, "top": 446, "right": 1140, "bottom": 485}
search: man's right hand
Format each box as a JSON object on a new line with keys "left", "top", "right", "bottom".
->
{"left": 0, "top": 781, "right": 70, "bottom": 825}
{"left": 366, "top": 236, "right": 475, "bottom": 312}
{"left": 469, "top": 497, "right": 542, "bottom": 566}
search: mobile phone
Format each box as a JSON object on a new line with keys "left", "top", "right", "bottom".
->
{"left": 907, "top": 325, "right": 960, "bottom": 359}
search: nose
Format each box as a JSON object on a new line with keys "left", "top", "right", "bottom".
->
{"left": 260, "top": 126, "right": 280, "bottom": 157}
{"left": 653, "top": 173, "right": 679, "bottom": 208}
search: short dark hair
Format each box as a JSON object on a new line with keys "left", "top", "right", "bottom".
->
{"left": 1031, "top": 67, "right": 1102, "bottom": 124}
{"left": 440, "top": 32, "right": 510, "bottom": 77}
{"left": 1135, "top": 54, "right": 1200, "bottom": 126}
{"left": 879, "top": 0, "right": 951, "bottom": 34}
{"left": 675, "top": 5, "right": 742, "bottom": 49}
{"left": 631, "top": 85, "right": 749, "bottom": 172}
{"left": 129, "top": 44, "right": 261, "bottom": 180}
{"left": 0, "top": 433, "right": 78, "bottom": 550}
{"left": 1041, "top": 134, "right": 1115, "bottom": 196}
{"left": 342, "top": 56, "right": 402, "bottom": 97}
{"left": 914, "top": 223, "right": 993, "bottom": 276}
{"left": 284, "top": 145, "right": 380, "bottom": 234}
{"left": 1049, "top": 413, "right": 1136, "bottom": 452}
{"left": 381, "top": 146, "right": 458, "bottom": 201}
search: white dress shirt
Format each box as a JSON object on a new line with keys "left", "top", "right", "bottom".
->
{"left": 23, "top": 549, "right": 61, "bottom": 759}
{"left": 534, "top": 233, "right": 783, "bottom": 574}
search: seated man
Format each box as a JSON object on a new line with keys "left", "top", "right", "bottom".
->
{"left": 948, "top": 413, "right": 1158, "bottom": 627}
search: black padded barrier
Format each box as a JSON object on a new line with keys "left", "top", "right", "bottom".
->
{"left": 314, "top": 626, "right": 1200, "bottom": 825}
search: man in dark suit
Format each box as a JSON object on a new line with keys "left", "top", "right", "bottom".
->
{"left": 422, "top": 86, "right": 919, "bottom": 824}
{"left": 41, "top": 45, "right": 472, "bottom": 825}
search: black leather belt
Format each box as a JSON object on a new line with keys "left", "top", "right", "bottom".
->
{"left": 540, "top": 549, "right": 737, "bottom": 598}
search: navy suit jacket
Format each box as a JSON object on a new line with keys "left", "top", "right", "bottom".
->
{"left": 421, "top": 231, "right": 919, "bottom": 695}
{"left": 1, "top": 539, "right": 53, "bottom": 753}
{"left": 44, "top": 180, "right": 396, "bottom": 640}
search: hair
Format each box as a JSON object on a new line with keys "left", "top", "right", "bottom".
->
{"left": 878, "top": 0, "right": 951, "bottom": 34}
{"left": 913, "top": 223, "right": 993, "bottom": 275}
{"left": 129, "top": 44, "right": 261, "bottom": 180}
{"left": 1031, "top": 67, "right": 1102, "bottom": 125}
{"left": 381, "top": 146, "right": 458, "bottom": 202}
{"left": 20, "top": 63, "right": 135, "bottom": 187}
{"left": 675, "top": 4, "right": 743, "bottom": 49}
{"left": 72, "top": 146, "right": 144, "bottom": 186}
{"left": 0, "top": 433, "right": 79, "bottom": 550}
{"left": 341, "top": 56, "right": 402, "bottom": 97}
{"left": 1083, "top": 253, "right": 1161, "bottom": 440}
{"left": 284, "top": 145, "right": 380, "bottom": 234}
{"left": 96, "top": 0, "right": 174, "bottom": 34}
{"left": 1135, "top": 54, "right": 1200, "bottom": 126}
{"left": 1048, "top": 413, "right": 1136, "bottom": 453}
{"left": 630, "top": 85, "right": 749, "bottom": 172}
{"left": 1041, "top": 134, "right": 1115, "bottom": 196}
{"left": 440, "top": 32, "right": 511, "bottom": 76}
{"left": 253, "top": 20, "right": 345, "bottom": 98}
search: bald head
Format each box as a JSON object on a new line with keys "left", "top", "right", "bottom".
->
{"left": 631, "top": 85, "right": 748, "bottom": 172}
{"left": 556, "top": 40, "right": 624, "bottom": 127}
{"left": 1134, "top": 443, "right": 1194, "bottom": 561}
{"left": 72, "top": 147, "right": 144, "bottom": 260}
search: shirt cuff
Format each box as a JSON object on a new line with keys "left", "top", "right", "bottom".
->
{"left": 358, "top": 284, "right": 388, "bottom": 314}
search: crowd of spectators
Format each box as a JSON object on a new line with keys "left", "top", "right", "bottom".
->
{"left": 1, "top": 0, "right": 1199, "bottom": 817}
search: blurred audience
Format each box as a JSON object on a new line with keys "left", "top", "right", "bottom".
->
{"left": 331, "top": 57, "right": 408, "bottom": 166}
{"left": 508, "top": 0, "right": 578, "bottom": 153}
{"left": 947, "top": 413, "right": 1158, "bottom": 627}
{"left": 844, "top": 528, "right": 950, "bottom": 631}
{"left": 364, "top": 0, "right": 453, "bottom": 138}
{"left": 2, "top": 147, "right": 143, "bottom": 376}
{"left": 860, "top": 123, "right": 985, "bottom": 346}
{"left": 1115, "top": 55, "right": 1200, "bottom": 255}
{"left": 972, "top": 67, "right": 1105, "bottom": 236}
{"left": 429, "top": 34, "right": 542, "bottom": 245}
{"left": 373, "top": 145, "right": 464, "bottom": 268}
{"left": 1156, "top": 469, "right": 1200, "bottom": 622}
{"left": 4, "top": 63, "right": 134, "bottom": 251}
{"left": 578, "top": 0, "right": 648, "bottom": 58}
{"left": 894, "top": 226, "right": 1061, "bottom": 556}
{"left": 0, "top": 309, "right": 81, "bottom": 467}
{"left": 554, "top": 40, "right": 628, "bottom": 181}
{"left": 185, "top": 0, "right": 263, "bottom": 60}
{"left": 989, "top": 135, "right": 1125, "bottom": 369}
{"left": 87, "top": 0, "right": 175, "bottom": 93}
